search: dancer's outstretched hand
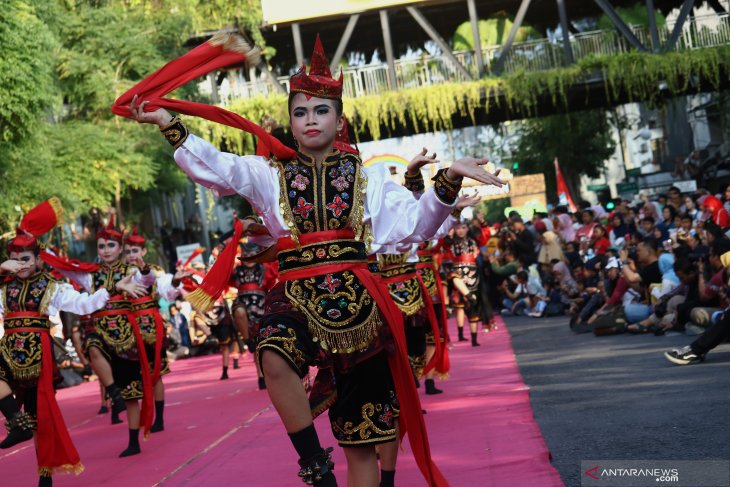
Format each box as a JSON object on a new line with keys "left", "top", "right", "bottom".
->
{"left": 128, "top": 94, "right": 174, "bottom": 128}
{"left": 407, "top": 147, "right": 439, "bottom": 176}
{"left": 447, "top": 158, "right": 504, "bottom": 187}
{"left": 116, "top": 275, "right": 148, "bottom": 299}
{"left": 455, "top": 193, "right": 482, "bottom": 210}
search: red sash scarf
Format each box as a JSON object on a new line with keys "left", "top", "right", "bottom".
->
{"left": 416, "top": 274, "right": 446, "bottom": 376}
{"left": 111, "top": 34, "right": 295, "bottom": 161}
{"left": 416, "top": 262, "right": 451, "bottom": 376}
{"left": 97, "top": 296, "right": 155, "bottom": 438}
{"left": 4, "top": 313, "right": 83, "bottom": 477}
{"left": 277, "top": 230, "right": 448, "bottom": 487}
{"left": 130, "top": 296, "right": 166, "bottom": 387}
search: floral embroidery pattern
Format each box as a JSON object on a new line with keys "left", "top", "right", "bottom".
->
{"left": 318, "top": 274, "right": 342, "bottom": 293}
{"left": 327, "top": 195, "right": 349, "bottom": 218}
{"left": 294, "top": 197, "right": 314, "bottom": 219}
{"left": 331, "top": 176, "right": 349, "bottom": 191}
{"left": 291, "top": 174, "right": 310, "bottom": 191}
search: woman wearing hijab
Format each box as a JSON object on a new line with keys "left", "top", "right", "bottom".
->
{"left": 627, "top": 253, "right": 681, "bottom": 333}
{"left": 699, "top": 195, "right": 730, "bottom": 228}
{"left": 553, "top": 210, "right": 576, "bottom": 244}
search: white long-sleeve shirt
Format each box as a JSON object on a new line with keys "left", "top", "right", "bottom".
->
{"left": 68, "top": 266, "right": 156, "bottom": 294}
{"left": 0, "top": 282, "right": 110, "bottom": 318}
{"left": 174, "top": 134, "right": 455, "bottom": 247}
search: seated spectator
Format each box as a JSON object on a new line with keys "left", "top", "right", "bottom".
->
{"left": 553, "top": 208, "right": 575, "bottom": 243}
{"left": 664, "top": 250, "right": 730, "bottom": 365}
{"left": 686, "top": 238, "right": 730, "bottom": 334}
{"left": 620, "top": 237, "right": 662, "bottom": 324}
{"left": 608, "top": 214, "right": 632, "bottom": 248}
{"left": 575, "top": 209, "right": 596, "bottom": 243}
{"left": 537, "top": 224, "right": 565, "bottom": 267}
{"left": 591, "top": 225, "right": 610, "bottom": 256}
{"left": 699, "top": 195, "right": 730, "bottom": 228}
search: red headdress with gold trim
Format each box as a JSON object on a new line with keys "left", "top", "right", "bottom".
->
{"left": 124, "top": 224, "right": 146, "bottom": 247}
{"left": 96, "top": 214, "right": 123, "bottom": 243}
{"left": 290, "top": 35, "right": 343, "bottom": 100}
{"left": 7, "top": 198, "right": 63, "bottom": 253}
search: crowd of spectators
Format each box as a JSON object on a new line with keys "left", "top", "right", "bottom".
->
{"left": 459, "top": 184, "right": 730, "bottom": 366}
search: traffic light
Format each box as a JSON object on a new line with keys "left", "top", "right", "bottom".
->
{"left": 606, "top": 201, "right": 615, "bottom": 210}
{"left": 512, "top": 162, "right": 519, "bottom": 170}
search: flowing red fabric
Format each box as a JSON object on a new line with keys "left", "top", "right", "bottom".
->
{"left": 186, "top": 219, "right": 244, "bottom": 312}
{"left": 111, "top": 37, "right": 295, "bottom": 161}
{"left": 277, "top": 230, "right": 449, "bottom": 487}
{"left": 5, "top": 317, "right": 82, "bottom": 476}
{"left": 130, "top": 296, "right": 166, "bottom": 386}
{"left": 39, "top": 252, "right": 100, "bottom": 273}
{"left": 416, "top": 260, "right": 451, "bottom": 375}
{"left": 416, "top": 274, "right": 444, "bottom": 376}
{"left": 126, "top": 312, "right": 155, "bottom": 439}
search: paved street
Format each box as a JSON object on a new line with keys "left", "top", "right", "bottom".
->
{"left": 507, "top": 316, "right": 730, "bottom": 487}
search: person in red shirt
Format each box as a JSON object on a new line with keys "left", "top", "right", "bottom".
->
{"left": 592, "top": 225, "right": 611, "bottom": 255}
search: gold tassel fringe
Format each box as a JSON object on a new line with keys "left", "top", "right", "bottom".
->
{"left": 186, "top": 288, "right": 216, "bottom": 313}
{"left": 48, "top": 197, "right": 64, "bottom": 226}
{"left": 38, "top": 462, "right": 84, "bottom": 476}
{"left": 209, "top": 32, "right": 261, "bottom": 67}
{"left": 311, "top": 308, "right": 382, "bottom": 355}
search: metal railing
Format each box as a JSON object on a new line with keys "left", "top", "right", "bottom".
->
{"left": 218, "top": 12, "right": 730, "bottom": 102}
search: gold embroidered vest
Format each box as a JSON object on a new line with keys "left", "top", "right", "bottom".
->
{"left": 0, "top": 272, "right": 58, "bottom": 381}
{"left": 90, "top": 261, "right": 137, "bottom": 353}
{"left": 274, "top": 150, "right": 379, "bottom": 354}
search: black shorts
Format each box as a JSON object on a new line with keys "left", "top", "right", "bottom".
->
{"left": 256, "top": 285, "right": 399, "bottom": 447}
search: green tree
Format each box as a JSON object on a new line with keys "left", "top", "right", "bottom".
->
{"left": 512, "top": 110, "right": 616, "bottom": 203}
{"left": 0, "top": 1, "right": 58, "bottom": 148}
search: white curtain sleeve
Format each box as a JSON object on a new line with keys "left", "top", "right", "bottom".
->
{"left": 365, "top": 165, "right": 454, "bottom": 246}
{"left": 156, "top": 273, "right": 181, "bottom": 302}
{"left": 49, "top": 284, "right": 110, "bottom": 316}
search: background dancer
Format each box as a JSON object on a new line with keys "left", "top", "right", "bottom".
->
{"left": 123, "top": 226, "right": 185, "bottom": 432}
{"left": 46, "top": 217, "right": 155, "bottom": 457}
{"left": 0, "top": 198, "right": 133, "bottom": 486}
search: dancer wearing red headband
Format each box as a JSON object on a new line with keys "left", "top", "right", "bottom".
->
{"left": 118, "top": 33, "right": 502, "bottom": 487}
{"left": 0, "top": 199, "right": 134, "bottom": 486}
{"left": 46, "top": 216, "right": 156, "bottom": 457}
{"left": 123, "top": 226, "right": 186, "bottom": 433}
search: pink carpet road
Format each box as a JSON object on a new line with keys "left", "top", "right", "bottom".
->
{"left": 1, "top": 317, "right": 563, "bottom": 486}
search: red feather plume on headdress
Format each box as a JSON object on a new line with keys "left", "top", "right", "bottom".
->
{"left": 6, "top": 198, "right": 63, "bottom": 252}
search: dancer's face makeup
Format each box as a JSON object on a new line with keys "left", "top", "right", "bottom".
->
{"left": 97, "top": 238, "right": 122, "bottom": 264}
{"left": 289, "top": 94, "right": 343, "bottom": 153}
